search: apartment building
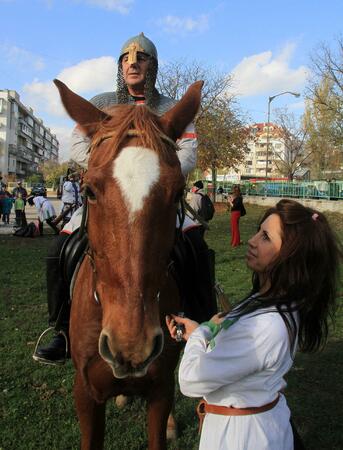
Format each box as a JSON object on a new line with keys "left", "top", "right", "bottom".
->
{"left": 210, "top": 123, "right": 286, "bottom": 183}
{"left": 239, "top": 122, "right": 285, "bottom": 178}
{"left": 0, "top": 89, "right": 59, "bottom": 180}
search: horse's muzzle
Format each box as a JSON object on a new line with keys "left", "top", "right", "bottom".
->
{"left": 98, "top": 330, "right": 164, "bottom": 379}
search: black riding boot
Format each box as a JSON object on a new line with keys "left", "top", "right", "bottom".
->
{"left": 33, "top": 234, "right": 70, "bottom": 365}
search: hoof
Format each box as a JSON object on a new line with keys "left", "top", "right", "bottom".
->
{"left": 115, "top": 395, "right": 128, "bottom": 408}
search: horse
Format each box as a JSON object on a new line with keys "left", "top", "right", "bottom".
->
{"left": 54, "top": 78, "right": 203, "bottom": 450}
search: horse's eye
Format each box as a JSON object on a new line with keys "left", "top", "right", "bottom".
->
{"left": 84, "top": 185, "right": 96, "bottom": 202}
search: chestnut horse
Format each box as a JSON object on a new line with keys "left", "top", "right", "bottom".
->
{"left": 54, "top": 79, "right": 203, "bottom": 450}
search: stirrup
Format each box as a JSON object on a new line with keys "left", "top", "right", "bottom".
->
{"left": 32, "top": 327, "right": 69, "bottom": 366}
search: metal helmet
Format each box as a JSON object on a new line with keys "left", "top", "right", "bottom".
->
{"left": 119, "top": 32, "right": 158, "bottom": 64}
{"left": 116, "top": 32, "right": 159, "bottom": 108}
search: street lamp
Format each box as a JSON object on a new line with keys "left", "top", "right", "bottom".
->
{"left": 265, "top": 91, "right": 300, "bottom": 179}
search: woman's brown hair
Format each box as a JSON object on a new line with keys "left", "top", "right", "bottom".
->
{"left": 233, "top": 199, "right": 342, "bottom": 353}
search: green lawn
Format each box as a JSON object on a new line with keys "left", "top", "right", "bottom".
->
{"left": 0, "top": 204, "right": 342, "bottom": 449}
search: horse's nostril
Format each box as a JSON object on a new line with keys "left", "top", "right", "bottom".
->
{"left": 152, "top": 333, "right": 164, "bottom": 359}
{"left": 99, "top": 331, "right": 113, "bottom": 361}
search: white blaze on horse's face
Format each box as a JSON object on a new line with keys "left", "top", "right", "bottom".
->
{"left": 112, "top": 146, "right": 160, "bottom": 221}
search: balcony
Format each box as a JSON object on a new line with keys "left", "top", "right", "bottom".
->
{"left": 17, "top": 145, "right": 33, "bottom": 162}
{"left": 18, "top": 123, "right": 33, "bottom": 138}
{"left": 34, "top": 134, "right": 44, "bottom": 146}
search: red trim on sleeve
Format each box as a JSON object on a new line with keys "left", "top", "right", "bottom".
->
{"left": 181, "top": 132, "right": 197, "bottom": 139}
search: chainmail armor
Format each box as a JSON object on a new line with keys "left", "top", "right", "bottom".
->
{"left": 116, "top": 57, "right": 159, "bottom": 109}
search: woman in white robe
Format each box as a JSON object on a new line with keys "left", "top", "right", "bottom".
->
{"left": 167, "top": 199, "right": 342, "bottom": 450}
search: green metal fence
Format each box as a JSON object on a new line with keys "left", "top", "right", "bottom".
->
{"left": 205, "top": 180, "right": 343, "bottom": 200}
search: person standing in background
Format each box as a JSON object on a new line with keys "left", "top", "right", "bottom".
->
{"left": 2, "top": 192, "right": 13, "bottom": 225}
{"left": 60, "top": 173, "right": 82, "bottom": 225}
{"left": 14, "top": 192, "right": 25, "bottom": 227}
{"left": 12, "top": 181, "right": 28, "bottom": 204}
{"left": 188, "top": 180, "right": 207, "bottom": 237}
{"left": 228, "top": 185, "right": 244, "bottom": 247}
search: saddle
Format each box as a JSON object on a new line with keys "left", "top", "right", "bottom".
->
{"left": 60, "top": 229, "right": 88, "bottom": 286}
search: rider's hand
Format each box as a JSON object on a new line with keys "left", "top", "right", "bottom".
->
{"left": 166, "top": 314, "right": 199, "bottom": 342}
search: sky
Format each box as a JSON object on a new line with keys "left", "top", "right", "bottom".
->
{"left": 1, "top": 0, "right": 342, "bottom": 161}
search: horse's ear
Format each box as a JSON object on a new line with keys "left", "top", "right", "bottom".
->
{"left": 53, "top": 79, "right": 110, "bottom": 136}
{"left": 160, "top": 80, "right": 204, "bottom": 141}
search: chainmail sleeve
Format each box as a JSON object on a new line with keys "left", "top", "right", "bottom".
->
{"left": 177, "top": 121, "right": 198, "bottom": 177}
{"left": 154, "top": 94, "right": 198, "bottom": 177}
{"left": 70, "top": 127, "right": 91, "bottom": 169}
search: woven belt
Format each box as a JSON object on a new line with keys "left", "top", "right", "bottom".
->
{"left": 197, "top": 395, "right": 280, "bottom": 434}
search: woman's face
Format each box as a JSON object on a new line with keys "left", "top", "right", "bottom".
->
{"left": 246, "top": 213, "right": 283, "bottom": 277}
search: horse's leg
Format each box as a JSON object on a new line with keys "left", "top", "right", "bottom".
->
{"left": 74, "top": 372, "right": 106, "bottom": 450}
{"left": 147, "top": 380, "right": 175, "bottom": 450}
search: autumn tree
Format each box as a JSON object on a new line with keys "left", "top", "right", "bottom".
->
{"left": 307, "top": 36, "right": 343, "bottom": 146}
{"left": 304, "top": 78, "right": 342, "bottom": 179}
{"left": 272, "top": 109, "right": 310, "bottom": 180}
{"left": 157, "top": 60, "right": 249, "bottom": 195}
{"left": 39, "top": 160, "right": 69, "bottom": 189}
{"left": 196, "top": 97, "right": 249, "bottom": 193}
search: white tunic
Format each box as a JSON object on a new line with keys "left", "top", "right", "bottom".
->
{"left": 61, "top": 180, "right": 81, "bottom": 206}
{"left": 32, "top": 196, "right": 56, "bottom": 222}
{"left": 179, "top": 308, "right": 297, "bottom": 450}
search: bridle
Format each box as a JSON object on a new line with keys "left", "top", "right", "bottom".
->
{"left": 89, "top": 128, "right": 179, "bottom": 155}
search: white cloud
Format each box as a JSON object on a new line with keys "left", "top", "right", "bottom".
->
{"left": 288, "top": 100, "right": 305, "bottom": 111}
{"left": 231, "top": 42, "right": 308, "bottom": 97}
{"left": 0, "top": 43, "right": 45, "bottom": 71}
{"left": 75, "top": 0, "right": 133, "bottom": 13}
{"left": 23, "top": 56, "right": 117, "bottom": 117}
{"left": 50, "top": 125, "right": 74, "bottom": 162}
{"left": 157, "top": 14, "right": 209, "bottom": 35}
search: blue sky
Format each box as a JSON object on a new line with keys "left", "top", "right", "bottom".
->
{"left": 1, "top": 0, "right": 342, "bottom": 161}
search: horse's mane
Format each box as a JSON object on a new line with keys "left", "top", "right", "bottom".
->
{"left": 91, "top": 104, "right": 177, "bottom": 167}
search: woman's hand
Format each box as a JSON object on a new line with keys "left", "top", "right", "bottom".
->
{"left": 209, "top": 313, "right": 225, "bottom": 325}
{"left": 166, "top": 314, "right": 199, "bottom": 342}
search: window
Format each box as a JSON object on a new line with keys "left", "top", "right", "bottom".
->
{"left": 35, "top": 135, "right": 43, "bottom": 145}
{"left": 26, "top": 116, "right": 34, "bottom": 127}
{"left": 21, "top": 124, "right": 33, "bottom": 138}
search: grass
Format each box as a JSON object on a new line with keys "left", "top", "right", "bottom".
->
{"left": 0, "top": 204, "right": 342, "bottom": 449}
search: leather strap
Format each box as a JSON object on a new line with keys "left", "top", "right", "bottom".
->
{"left": 197, "top": 395, "right": 280, "bottom": 434}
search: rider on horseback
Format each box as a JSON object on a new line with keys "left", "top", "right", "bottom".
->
{"left": 33, "top": 33, "right": 216, "bottom": 365}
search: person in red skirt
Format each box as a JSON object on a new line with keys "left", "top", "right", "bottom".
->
{"left": 228, "top": 185, "right": 244, "bottom": 247}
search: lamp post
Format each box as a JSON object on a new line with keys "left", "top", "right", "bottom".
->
{"left": 265, "top": 91, "right": 300, "bottom": 179}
